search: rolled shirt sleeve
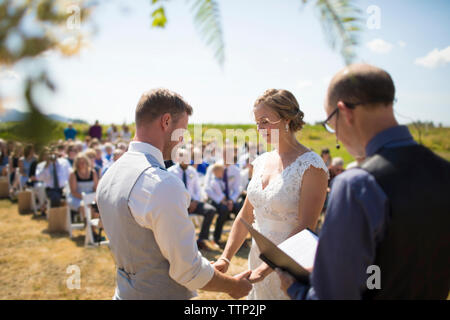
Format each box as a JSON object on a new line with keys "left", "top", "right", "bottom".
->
{"left": 128, "top": 171, "right": 214, "bottom": 291}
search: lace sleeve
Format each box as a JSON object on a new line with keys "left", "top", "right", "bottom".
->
{"left": 294, "top": 152, "right": 330, "bottom": 187}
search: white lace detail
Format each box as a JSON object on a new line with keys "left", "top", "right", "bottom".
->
{"left": 247, "top": 150, "right": 328, "bottom": 300}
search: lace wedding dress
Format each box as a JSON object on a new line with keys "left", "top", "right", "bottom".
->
{"left": 246, "top": 150, "right": 329, "bottom": 300}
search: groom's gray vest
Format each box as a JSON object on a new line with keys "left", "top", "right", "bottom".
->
{"left": 96, "top": 151, "right": 195, "bottom": 300}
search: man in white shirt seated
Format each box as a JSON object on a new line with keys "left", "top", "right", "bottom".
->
{"left": 168, "top": 149, "right": 219, "bottom": 250}
{"left": 205, "top": 146, "right": 244, "bottom": 209}
{"left": 36, "top": 147, "right": 71, "bottom": 208}
{"left": 204, "top": 163, "right": 238, "bottom": 248}
{"left": 101, "top": 149, "right": 124, "bottom": 178}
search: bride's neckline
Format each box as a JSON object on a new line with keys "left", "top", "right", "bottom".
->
{"left": 260, "top": 150, "right": 312, "bottom": 191}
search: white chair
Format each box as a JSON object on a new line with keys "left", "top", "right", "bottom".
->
{"left": 66, "top": 187, "right": 84, "bottom": 237}
{"left": 82, "top": 192, "right": 108, "bottom": 247}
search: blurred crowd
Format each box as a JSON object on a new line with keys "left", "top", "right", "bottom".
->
{"left": 0, "top": 120, "right": 352, "bottom": 248}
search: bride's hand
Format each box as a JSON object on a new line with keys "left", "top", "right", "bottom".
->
{"left": 248, "top": 262, "right": 272, "bottom": 283}
{"left": 213, "top": 258, "right": 230, "bottom": 273}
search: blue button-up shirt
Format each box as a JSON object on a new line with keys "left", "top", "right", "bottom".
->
{"left": 287, "top": 125, "right": 417, "bottom": 300}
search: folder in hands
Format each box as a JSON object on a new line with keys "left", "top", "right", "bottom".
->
{"left": 240, "top": 219, "right": 319, "bottom": 284}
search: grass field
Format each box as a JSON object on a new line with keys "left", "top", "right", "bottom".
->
{"left": 1, "top": 122, "right": 449, "bottom": 164}
{"left": 0, "top": 199, "right": 249, "bottom": 300}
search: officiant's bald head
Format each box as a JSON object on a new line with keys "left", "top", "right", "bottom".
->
{"left": 135, "top": 88, "right": 193, "bottom": 128}
{"left": 324, "top": 64, "right": 399, "bottom": 159}
{"left": 326, "top": 63, "right": 396, "bottom": 111}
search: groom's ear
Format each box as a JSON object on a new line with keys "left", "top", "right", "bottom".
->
{"left": 160, "top": 113, "right": 172, "bottom": 131}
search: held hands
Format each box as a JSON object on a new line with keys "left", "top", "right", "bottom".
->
{"left": 248, "top": 262, "right": 272, "bottom": 284}
{"left": 229, "top": 270, "right": 253, "bottom": 299}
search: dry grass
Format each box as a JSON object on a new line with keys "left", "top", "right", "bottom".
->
{"left": 0, "top": 199, "right": 249, "bottom": 300}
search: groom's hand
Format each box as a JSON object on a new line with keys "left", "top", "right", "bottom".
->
{"left": 229, "top": 270, "right": 252, "bottom": 299}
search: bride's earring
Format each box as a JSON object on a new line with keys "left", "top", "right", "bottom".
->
{"left": 285, "top": 123, "right": 289, "bottom": 132}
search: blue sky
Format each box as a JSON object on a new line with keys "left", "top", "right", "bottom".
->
{"left": 1, "top": 0, "right": 449, "bottom": 125}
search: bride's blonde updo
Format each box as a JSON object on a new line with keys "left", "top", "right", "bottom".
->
{"left": 254, "top": 89, "right": 306, "bottom": 132}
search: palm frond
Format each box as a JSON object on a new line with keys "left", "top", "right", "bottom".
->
{"left": 311, "top": 0, "right": 363, "bottom": 65}
{"left": 188, "top": 0, "right": 225, "bottom": 66}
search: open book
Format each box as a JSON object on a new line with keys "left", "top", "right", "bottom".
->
{"left": 240, "top": 219, "right": 319, "bottom": 284}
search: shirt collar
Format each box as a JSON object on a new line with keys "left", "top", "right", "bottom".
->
{"left": 365, "top": 125, "right": 414, "bottom": 157}
{"left": 128, "top": 141, "right": 165, "bottom": 168}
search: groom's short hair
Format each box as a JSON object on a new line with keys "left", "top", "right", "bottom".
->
{"left": 135, "top": 88, "right": 193, "bottom": 127}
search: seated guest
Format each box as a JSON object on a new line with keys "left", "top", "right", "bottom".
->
{"left": 221, "top": 147, "right": 244, "bottom": 214}
{"left": 84, "top": 148, "right": 102, "bottom": 176}
{"left": 107, "top": 124, "right": 120, "bottom": 142}
{"left": 18, "top": 144, "right": 37, "bottom": 189}
{"left": 36, "top": 148, "right": 71, "bottom": 208}
{"left": 102, "top": 143, "right": 114, "bottom": 165}
{"left": 321, "top": 148, "right": 332, "bottom": 167}
{"left": 240, "top": 156, "right": 252, "bottom": 193}
{"left": 121, "top": 124, "right": 132, "bottom": 142}
{"left": 8, "top": 142, "right": 23, "bottom": 192}
{"left": 66, "top": 144, "right": 78, "bottom": 167}
{"left": 204, "top": 148, "right": 244, "bottom": 213}
{"left": 64, "top": 122, "right": 77, "bottom": 141}
{"left": 168, "top": 149, "right": 219, "bottom": 250}
{"left": 204, "top": 163, "right": 233, "bottom": 247}
{"left": 0, "top": 139, "right": 9, "bottom": 176}
{"left": 101, "top": 149, "right": 124, "bottom": 177}
{"left": 67, "top": 154, "right": 99, "bottom": 230}
{"left": 94, "top": 146, "right": 104, "bottom": 170}
{"left": 190, "top": 146, "right": 209, "bottom": 177}
{"left": 328, "top": 157, "right": 345, "bottom": 182}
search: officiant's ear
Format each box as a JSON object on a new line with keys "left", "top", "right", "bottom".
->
{"left": 161, "top": 113, "right": 172, "bottom": 131}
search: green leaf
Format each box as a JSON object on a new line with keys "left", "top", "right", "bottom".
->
{"left": 151, "top": 6, "right": 167, "bottom": 28}
{"left": 188, "top": 0, "right": 225, "bottom": 66}
{"left": 310, "top": 0, "right": 364, "bottom": 65}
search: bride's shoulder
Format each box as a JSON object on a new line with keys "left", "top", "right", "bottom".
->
{"left": 297, "top": 150, "right": 329, "bottom": 175}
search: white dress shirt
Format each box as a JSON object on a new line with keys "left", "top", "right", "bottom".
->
{"left": 168, "top": 164, "right": 202, "bottom": 202}
{"left": 204, "top": 164, "right": 242, "bottom": 203}
{"left": 36, "top": 157, "right": 71, "bottom": 188}
{"left": 204, "top": 177, "right": 226, "bottom": 204}
{"left": 126, "top": 141, "right": 214, "bottom": 291}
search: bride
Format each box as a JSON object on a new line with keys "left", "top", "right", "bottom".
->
{"left": 213, "top": 89, "right": 329, "bottom": 299}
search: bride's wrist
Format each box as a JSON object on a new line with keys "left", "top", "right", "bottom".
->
{"left": 218, "top": 256, "right": 231, "bottom": 264}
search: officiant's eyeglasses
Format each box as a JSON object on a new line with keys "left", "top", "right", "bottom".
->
{"left": 321, "top": 102, "right": 362, "bottom": 134}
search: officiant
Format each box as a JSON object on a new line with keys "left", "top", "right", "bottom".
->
{"left": 276, "top": 63, "right": 450, "bottom": 300}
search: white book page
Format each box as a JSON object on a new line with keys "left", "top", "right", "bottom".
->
{"left": 277, "top": 229, "right": 318, "bottom": 269}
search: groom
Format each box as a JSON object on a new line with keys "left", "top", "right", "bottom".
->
{"left": 96, "top": 88, "right": 252, "bottom": 299}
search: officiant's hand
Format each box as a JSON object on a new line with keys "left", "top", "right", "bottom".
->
{"left": 229, "top": 270, "right": 252, "bottom": 299}
{"left": 275, "top": 268, "right": 296, "bottom": 295}
{"left": 248, "top": 262, "right": 272, "bottom": 283}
